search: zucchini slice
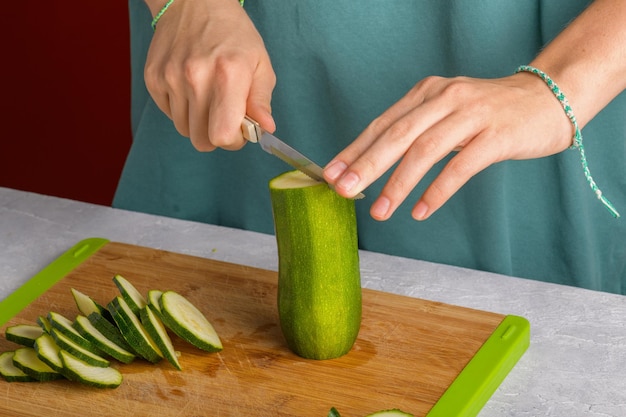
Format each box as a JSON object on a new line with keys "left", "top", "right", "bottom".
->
{"left": 48, "top": 311, "right": 96, "bottom": 351}
{"left": 139, "top": 307, "right": 181, "bottom": 370}
{"left": 108, "top": 296, "right": 162, "bottom": 363}
{"left": 159, "top": 291, "right": 223, "bottom": 353}
{"left": 60, "top": 350, "right": 122, "bottom": 389}
{"left": 147, "top": 289, "right": 164, "bottom": 319}
{"left": 87, "top": 312, "right": 135, "bottom": 354}
{"left": 12, "top": 347, "right": 63, "bottom": 381}
{"left": 113, "top": 274, "right": 147, "bottom": 314}
{"left": 365, "top": 410, "right": 414, "bottom": 417}
{"left": 33, "top": 333, "right": 64, "bottom": 372}
{"left": 71, "top": 288, "right": 114, "bottom": 323}
{"left": 5, "top": 324, "right": 44, "bottom": 347}
{"left": 51, "top": 329, "right": 110, "bottom": 368}
{"left": 0, "top": 351, "right": 34, "bottom": 382}
{"left": 37, "top": 315, "right": 52, "bottom": 333}
{"left": 74, "top": 315, "right": 136, "bottom": 364}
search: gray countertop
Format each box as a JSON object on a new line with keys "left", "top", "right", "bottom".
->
{"left": 1, "top": 186, "right": 625, "bottom": 416}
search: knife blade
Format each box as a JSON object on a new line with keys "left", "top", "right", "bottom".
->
{"left": 241, "top": 116, "right": 364, "bottom": 199}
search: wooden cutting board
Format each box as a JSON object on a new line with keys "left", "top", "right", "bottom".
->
{"left": 0, "top": 239, "right": 529, "bottom": 417}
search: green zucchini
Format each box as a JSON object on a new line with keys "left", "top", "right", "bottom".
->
{"left": 113, "top": 274, "right": 147, "bottom": 314}
{"left": 269, "top": 170, "right": 362, "bottom": 360}
{"left": 48, "top": 311, "right": 96, "bottom": 351}
{"left": 71, "top": 288, "right": 114, "bottom": 323}
{"left": 365, "top": 410, "right": 414, "bottom": 417}
{"left": 37, "top": 315, "right": 52, "bottom": 333}
{"left": 12, "top": 347, "right": 63, "bottom": 381}
{"left": 108, "top": 296, "right": 163, "bottom": 363}
{"left": 0, "top": 351, "right": 34, "bottom": 382}
{"left": 159, "top": 291, "right": 223, "bottom": 353}
{"left": 87, "top": 311, "right": 135, "bottom": 353}
{"left": 33, "top": 333, "right": 64, "bottom": 372}
{"left": 139, "top": 307, "right": 181, "bottom": 370}
{"left": 50, "top": 328, "right": 110, "bottom": 368}
{"left": 5, "top": 324, "right": 44, "bottom": 347}
{"left": 328, "top": 407, "right": 342, "bottom": 417}
{"left": 147, "top": 289, "right": 164, "bottom": 319}
{"left": 59, "top": 350, "right": 122, "bottom": 389}
{"left": 74, "top": 315, "right": 136, "bottom": 364}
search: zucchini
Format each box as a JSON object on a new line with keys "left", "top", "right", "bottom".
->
{"left": 159, "top": 291, "right": 223, "bottom": 352}
{"left": 60, "top": 350, "right": 122, "bottom": 389}
{"left": 147, "top": 289, "right": 164, "bottom": 319}
{"left": 328, "top": 407, "right": 342, "bottom": 417}
{"left": 50, "top": 328, "right": 110, "bottom": 368}
{"left": 33, "top": 333, "right": 64, "bottom": 372}
{"left": 108, "top": 296, "right": 163, "bottom": 363}
{"left": 87, "top": 311, "right": 135, "bottom": 353}
{"left": 71, "top": 288, "right": 114, "bottom": 323}
{"left": 5, "top": 324, "right": 44, "bottom": 347}
{"left": 48, "top": 311, "right": 96, "bottom": 351}
{"left": 12, "top": 347, "right": 63, "bottom": 381}
{"left": 113, "top": 274, "right": 147, "bottom": 314}
{"left": 37, "top": 315, "right": 52, "bottom": 333}
{"left": 140, "top": 307, "right": 181, "bottom": 370}
{"left": 365, "top": 410, "right": 414, "bottom": 417}
{"left": 0, "top": 351, "right": 34, "bottom": 382}
{"left": 74, "top": 315, "right": 136, "bottom": 364}
{"left": 269, "top": 170, "right": 362, "bottom": 360}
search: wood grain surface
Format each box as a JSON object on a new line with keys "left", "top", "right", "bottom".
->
{"left": 0, "top": 242, "right": 504, "bottom": 417}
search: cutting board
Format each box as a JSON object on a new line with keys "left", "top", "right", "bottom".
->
{"left": 0, "top": 238, "right": 529, "bottom": 417}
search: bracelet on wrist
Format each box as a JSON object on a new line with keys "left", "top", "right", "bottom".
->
{"left": 152, "top": 0, "right": 245, "bottom": 31}
{"left": 515, "top": 65, "right": 619, "bottom": 218}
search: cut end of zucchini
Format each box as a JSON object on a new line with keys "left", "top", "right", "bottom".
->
{"left": 108, "top": 296, "right": 163, "bottom": 363}
{"left": 269, "top": 170, "right": 324, "bottom": 189}
{"left": 60, "top": 350, "right": 122, "bottom": 389}
{"left": 12, "top": 347, "right": 63, "bottom": 381}
{"left": 113, "top": 274, "right": 148, "bottom": 314}
{"left": 140, "top": 307, "right": 182, "bottom": 370}
{"left": 6, "top": 324, "right": 44, "bottom": 347}
{"left": 0, "top": 351, "right": 34, "bottom": 382}
{"left": 74, "top": 315, "right": 136, "bottom": 364}
{"left": 160, "top": 291, "right": 223, "bottom": 353}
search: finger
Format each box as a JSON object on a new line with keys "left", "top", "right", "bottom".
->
{"left": 370, "top": 112, "right": 482, "bottom": 220}
{"left": 412, "top": 134, "right": 497, "bottom": 220}
{"left": 324, "top": 86, "right": 427, "bottom": 184}
{"left": 166, "top": 91, "right": 195, "bottom": 142}
{"left": 180, "top": 59, "right": 218, "bottom": 151}
{"left": 206, "top": 58, "right": 254, "bottom": 151}
{"left": 330, "top": 96, "right": 453, "bottom": 199}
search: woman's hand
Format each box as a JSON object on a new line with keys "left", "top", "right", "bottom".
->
{"left": 323, "top": 73, "right": 573, "bottom": 221}
{"left": 143, "top": 0, "right": 276, "bottom": 151}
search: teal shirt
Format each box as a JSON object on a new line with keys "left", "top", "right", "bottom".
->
{"left": 117, "top": 0, "right": 626, "bottom": 294}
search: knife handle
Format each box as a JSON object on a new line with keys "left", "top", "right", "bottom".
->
{"left": 241, "top": 116, "right": 263, "bottom": 143}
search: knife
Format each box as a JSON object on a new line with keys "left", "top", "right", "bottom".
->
{"left": 241, "top": 116, "right": 364, "bottom": 199}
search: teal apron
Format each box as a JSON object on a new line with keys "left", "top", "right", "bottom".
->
{"left": 117, "top": 0, "right": 626, "bottom": 294}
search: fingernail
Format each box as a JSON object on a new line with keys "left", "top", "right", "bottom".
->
{"left": 324, "top": 161, "right": 348, "bottom": 181}
{"left": 413, "top": 201, "right": 429, "bottom": 221}
{"left": 336, "top": 172, "right": 360, "bottom": 193}
{"left": 371, "top": 196, "right": 391, "bottom": 220}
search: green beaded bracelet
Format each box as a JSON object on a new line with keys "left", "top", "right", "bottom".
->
{"left": 516, "top": 65, "right": 619, "bottom": 218}
{"left": 151, "top": 0, "right": 174, "bottom": 31}
{"left": 152, "top": 0, "right": 245, "bottom": 31}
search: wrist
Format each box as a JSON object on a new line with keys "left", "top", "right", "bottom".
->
{"left": 144, "top": 0, "right": 166, "bottom": 17}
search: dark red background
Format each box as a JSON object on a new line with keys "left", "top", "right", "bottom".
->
{"left": 1, "top": 2, "right": 132, "bottom": 206}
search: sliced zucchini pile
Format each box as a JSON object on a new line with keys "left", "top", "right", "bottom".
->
{"left": 0, "top": 275, "right": 222, "bottom": 388}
